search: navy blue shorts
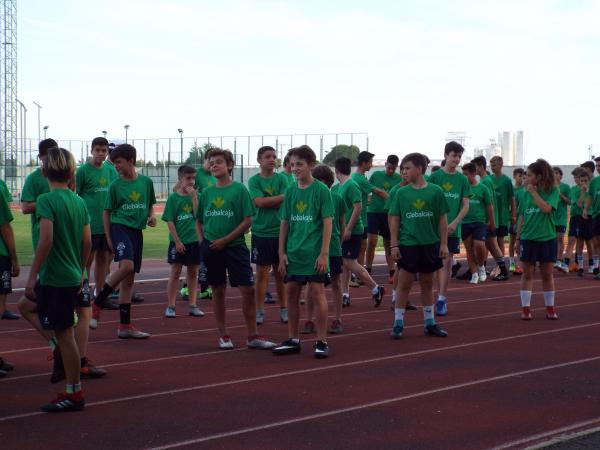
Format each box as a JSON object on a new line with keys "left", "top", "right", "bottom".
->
{"left": 35, "top": 282, "right": 80, "bottom": 331}
{"left": 0, "top": 255, "right": 12, "bottom": 294}
{"left": 509, "top": 224, "right": 517, "bottom": 235}
{"left": 251, "top": 235, "right": 279, "bottom": 266}
{"left": 92, "top": 234, "right": 109, "bottom": 252}
{"left": 398, "top": 243, "right": 443, "bottom": 274}
{"left": 111, "top": 223, "right": 143, "bottom": 273}
{"left": 461, "top": 223, "right": 487, "bottom": 242}
{"left": 329, "top": 256, "right": 343, "bottom": 276}
{"left": 520, "top": 239, "right": 557, "bottom": 263}
{"left": 168, "top": 241, "right": 201, "bottom": 266}
{"left": 447, "top": 236, "right": 460, "bottom": 254}
{"left": 362, "top": 227, "right": 368, "bottom": 240}
{"left": 593, "top": 216, "right": 600, "bottom": 237}
{"left": 555, "top": 225, "right": 567, "bottom": 234}
{"left": 200, "top": 240, "right": 254, "bottom": 287}
{"left": 568, "top": 216, "right": 593, "bottom": 240}
{"left": 496, "top": 225, "right": 509, "bottom": 238}
{"left": 367, "top": 212, "right": 390, "bottom": 240}
{"left": 342, "top": 234, "right": 363, "bottom": 259}
{"left": 284, "top": 273, "right": 330, "bottom": 286}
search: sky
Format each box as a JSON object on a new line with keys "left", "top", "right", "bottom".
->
{"left": 17, "top": 0, "right": 600, "bottom": 164}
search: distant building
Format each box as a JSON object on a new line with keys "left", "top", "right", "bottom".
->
{"left": 513, "top": 130, "right": 524, "bottom": 166}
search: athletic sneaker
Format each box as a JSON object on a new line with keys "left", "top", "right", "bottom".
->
{"left": 313, "top": 340, "right": 329, "bottom": 358}
{"left": 256, "top": 310, "right": 265, "bottom": 325}
{"left": 509, "top": 262, "right": 516, "bottom": 273}
{"left": 546, "top": 306, "right": 559, "bottom": 320}
{"left": 97, "top": 298, "right": 119, "bottom": 310}
{"left": 199, "top": 288, "right": 212, "bottom": 299}
{"left": 0, "top": 369, "right": 6, "bottom": 378}
{"left": 90, "top": 303, "right": 101, "bottom": 330}
{"left": 435, "top": 299, "right": 448, "bottom": 316}
{"left": 109, "top": 290, "right": 119, "bottom": 300}
{"left": 40, "top": 391, "right": 85, "bottom": 413}
{"left": 595, "top": 273, "right": 600, "bottom": 281}
{"left": 349, "top": 274, "right": 360, "bottom": 288}
{"left": 117, "top": 324, "right": 150, "bottom": 339}
{"left": 521, "top": 307, "right": 533, "bottom": 320}
{"left": 554, "top": 261, "right": 562, "bottom": 270}
{"left": 406, "top": 302, "right": 418, "bottom": 311}
{"left": 1, "top": 310, "right": 19, "bottom": 319}
{"left": 578, "top": 268, "right": 584, "bottom": 277}
{"left": 247, "top": 335, "right": 277, "bottom": 349}
{"left": 264, "top": 292, "right": 275, "bottom": 304}
{"left": 569, "top": 262, "right": 579, "bottom": 272}
{"left": 478, "top": 266, "right": 487, "bottom": 282}
{"left": 390, "top": 320, "right": 404, "bottom": 339}
{"left": 273, "top": 339, "right": 301, "bottom": 355}
{"left": 424, "top": 323, "right": 448, "bottom": 337}
{"left": 80, "top": 358, "right": 107, "bottom": 379}
{"left": 457, "top": 270, "right": 472, "bottom": 281}
{"left": 300, "top": 320, "right": 315, "bottom": 334}
{"left": 279, "top": 308, "right": 288, "bottom": 323}
{"left": 165, "top": 306, "right": 176, "bottom": 318}
{"left": 588, "top": 266, "right": 595, "bottom": 274}
{"left": 0, "top": 357, "right": 14, "bottom": 372}
{"left": 180, "top": 285, "right": 189, "bottom": 299}
{"left": 299, "top": 298, "right": 306, "bottom": 305}
{"left": 490, "top": 266, "right": 501, "bottom": 278}
{"left": 492, "top": 270, "right": 509, "bottom": 281}
{"left": 342, "top": 294, "right": 351, "bottom": 308}
{"left": 328, "top": 319, "right": 343, "bottom": 334}
{"left": 372, "top": 286, "right": 385, "bottom": 308}
{"left": 189, "top": 306, "right": 204, "bottom": 317}
{"left": 469, "top": 273, "right": 479, "bottom": 285}
{"left": 218, "top": 335, "right": 234, "bottom": 349}
{"left": 50, "top": 347, "right": 66, "bottom": 384}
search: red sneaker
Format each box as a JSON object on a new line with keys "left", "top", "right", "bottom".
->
{"left": 300, "top": 320, "right": 315, "bottom": 334}
{"left": 90, "top": 303, "right": 101, "bottom": 330}
{"left": 521, "top": 307, "right": 533, "bottom": 320}
{"left": 546, "top": 306, "right": 559, "bottom": 320}
{"left": 514, "top": 266, "right": 523, "bottom": 275}
{"left": 40, "top": 391, "right": 85, "bottom": 412}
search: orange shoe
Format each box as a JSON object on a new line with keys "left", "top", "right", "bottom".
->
{"left": 569, "top": 262, "right": 579, "bottom": 273}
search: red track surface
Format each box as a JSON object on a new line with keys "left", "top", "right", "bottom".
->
{"left": 1, "top": 260, "right": 600, "bottom": 449}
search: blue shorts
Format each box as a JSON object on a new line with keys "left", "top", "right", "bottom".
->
{"left": 0, "top": 255, "right": 12, "bottom": 294}
{"left": 555, "top": 225, "right": 567, "bottom": 234}
{"left": 251, "top": 235, "right": 279, "bottom": 267}
{"left": 111, "top": 223, "right": 143, "bottom": 273}
{"left": 200, "top": 240, "right": 254, "bottom": 287}
{"left": 398, "top": 243, "right": 443, "bottom": 274}
{"left": 496, "top": 225, "right": 509, "bottom": 238}
{"left": 329, "top": 256, "right": 343, "bottom": 276}
{"left": 593, "top": 216, "right": 600, "bottom": 237}
{"left": 569, "top": 216, "right": 593, "bottom": 240}
{"left": 92, "top": 234, "right": 109, "bottom": 252}
{"left": 284, "top": 273, "right": 330, "bottom": 286}
{"left": 461, "top": 223, "right": 487, "bottom": 242}
{"left": 520, "top": 239, "right": 557, "bottom": 263}
{"left": 35, "top": 282, "right": 81, "bottom": 331}
{"left": 367, "top": 212, "right": 390, "bottom": 240}
{"left": 168, "top": 241, "right": 201, "bottom": 266}
{"left": 447, "top": 236, "right": 460, "bottom": 254}
{"left": 342, "top": 234, "right": 363, "bottom": 260}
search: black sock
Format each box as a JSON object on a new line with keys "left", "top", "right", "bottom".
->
{"left": 497, "top": 259, "right": 506, "bottom": 268}
{"left": 80, "top": 357, "right": 87, "bottom": 368}
{"left": 200, "top": 282, "right": 209, "bottom": 292}
{"left": 366, "top": 267, "right": 372, "bottom": 274}
{"left": 119, "top": 303, "right": 131, "bottom": 325}
{"left": 389, "top": 270, "right": 395, "bottom": 277}
{"left": 94, "top": 283, "right": 114, "bottom": 306}
{"left": 564, "top": 257, "right": 570, "bottom": 265}
{"left": 589, "top": 259, "right": 594, "bottom": 267}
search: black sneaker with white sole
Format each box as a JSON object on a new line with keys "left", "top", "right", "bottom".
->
{"left": 424, "top": 323, "right": 448, "bottom": 337}
{"left": 272, "top": 339, "right": 301, "bottom": 355}
{"left": 372, "top": 286, "right": 385, "bottom": 307}
{"left": 313, "top": 340, "right": 329, "bottom": 358}
{"left": 342, "top": 294, "right": 351, "bottom": 308}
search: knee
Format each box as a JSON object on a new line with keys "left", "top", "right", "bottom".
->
{"left": 17, "top": 297, "right": 32, "bottom": 314}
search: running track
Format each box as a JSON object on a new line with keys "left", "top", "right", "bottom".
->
{"left": 1, "top": 259, "right": 599, "bottom": 450}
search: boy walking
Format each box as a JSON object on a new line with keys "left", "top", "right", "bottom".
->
{"left": 489, "top": 156, "right": 516, "bottom": 262}
{"left": 509, "top": 168, "right": 525, "bottom": 273}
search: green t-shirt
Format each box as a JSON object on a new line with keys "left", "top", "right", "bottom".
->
{"left": 194, "top": 168, "right": 217, "bottom": 193}
{"left": 330, "top": 186, "right": 345, "bottom": 257}
{"left": 388, "top": 183, "right": 449, "bottom": 246}
{"left": 0, "top": 179, "right": 12, "bottom": 203}
{"left": 105, "top": 175, "right": 156, "bottom": 230}
{"left": 589, "top": 176, "right": 600, "bottom": 219}
{"left": 569, "top": 185, "right": 587, "bottom": 218}
{"left": 518, "top": 187, "right": 559, "bottom": 242}
{"left": 490, "top": 173, "right": 514, "bottom": 227}
{"left": 280, "top": 180, "right": 334, "bottom": 276}
{"left": 463, "top": 183, "right": 492, "bottom": 225}
{"left": 384, "top": 183, "right": 404, "bottom": 212}
{"left": 104, "top": 161, "right": 119, "bottom": 183}
{"left": 36, "top": 188, "right": 90, "bottom": 287}
{"left": 198, "top": 181, "right": 254, "bottom": 247}
{"left": 481, "top": 175, "right": 499, "bottom": 225}
{"left": 554, "top": 182, "right": 571, "bottom": 227}
{"left": 162, "top": 192, "right": 199, "bottom": 244}
{"left": 21, "top": 168, "right": 50, "bottom": 250}
{"left": 281, "top": 171, "right": 295, "bottom": 187}
{"left": 248, "top": 172, "right": 288, "bottom": 238}
{"left": 514, "top": 185, "right": 525, "bottom": 211}
{"left": 0, "top": 194, "right": 14, "bottom": 257}
{"left": 76, "top": 162, "right": 114, "bottom": 235}
{"left": 428, "top": 170, "right": 470, "bottom": 237}
{"left": 368, "top": 171, "right": 401, "bottom": 213}
{"left": 351, "top": 172, "right": 374, "bottom": 230}
{"left": 338, "top": 179, "right": 364, "bottom": 235}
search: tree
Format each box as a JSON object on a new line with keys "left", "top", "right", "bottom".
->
{"left": 322, "top": 144, "right": 361, "bottom": 166}
{"left": 185, "top": 143, "right": 219, "bottom": 166}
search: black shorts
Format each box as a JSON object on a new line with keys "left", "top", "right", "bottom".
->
{"left": 0, "top": 255, "right": 12, "bottom": 294}
{"left": 200, "top": 240, "right": 254, "bottom": 287}
{"left": 593, "top": 216, "right": 600, "bottom": 237}
{"left": 168, "top": 241, "right": 201, "bottom": 266}
{"left": 569, "top": 216, "right": 593, "bottom": 240}
{"left": 367, "top": 212, "right": 390, "bottom": 240}
{"left": 342, "top": 234, "right": 363, "bottom": 260}
{"left": 329, "top": 256, "right": 343, "bottom": 276}
{"left": 447, "top": 236, "right": 460, "bottom": 254}
{"left": 284, "top": 273, "right": 330, "bottom": 286}
{"left": 555, "top": 225, "right": 567, "bottom": 234}
{"left": 78, "top": 279, "right": 91, "bottom": 308}
{"left": 251, "top": 235, "right": 279, "bottom": 267}
{"left": 36, "top": 282, "right": 80, "bottom": 331}
{"left": 496, "top": 225, "right": 509, "bottom": 238}
{"left": 92, "top": 234, "right": 109, "bottom": 252}
{"left": 520, "top": 239, "right": 557, "bottom": 263}
{"left": 509, "top": 224, "right": 517, "bottom": 235}
{"left": 111, "top": 223, "right": 143, "bottom": 273}
{"left": 398, "top": 243, "right": 443, "bottom": 274}
{"left": 461, "top": 223, "right": 487, "bottom": 242}
{"left": 362, "top": 227, "right": 368, "bottom": 240}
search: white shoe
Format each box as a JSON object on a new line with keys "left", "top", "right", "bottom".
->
{"left": 218, "top": 336, "right": 234, "bottom": 349}
{"left": 478, "top": 266, "right": 487, "bottom": 282}
{"left": 469, "top": 273, "right": 479, "bottom": 284}
{"left": 589, "top": 266, "right": 596, "bottom": 274}
{"left": 247, "top": 336, "right": 277, "bottom": 349}
{"left": 554, "top": 261, "right": 562, "bottom": 269}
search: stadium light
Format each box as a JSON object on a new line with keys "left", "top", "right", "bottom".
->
{"left": 178, "top": 129, "right": 183, "bottom": 163}
{"left": 124, "top": 124, "right": 130, "bottom": 143}
{"left": 43, "top": 125, "right": 49, "bottom": 139}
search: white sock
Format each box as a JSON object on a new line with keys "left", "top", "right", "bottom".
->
{"left": 343, "top": 292, "right": 349, "bottom": 297}
{"left": 423, "top": 305, "right": 435, "bottom": 324}
{"left": 452, "top": 256, "right": 456, "bottom": 265}
{"left": 543, "top": 291, "right": 555, "bottom": 307}
{"left": 437, "top": 295, "right": 446, "bottom": 302}
{"left": 577, "top": 254, "right": 584, "bottom": 267}
{"left": 594, "top": 255, "right": 600, "bottom": 268}
{"left": 394, "top": 308, "right": 405, "bottom": 322}
{"left": 509, "top": 257, "right": 514, "bottom": 265}
{"left": 520, "top": 290, "right": 532, "bottom": 307}
{"left": 391, "top": 290, "right": 397, "bottom": 303}
{"left": 371, "top": 285, "right": 380, "bottom": 295}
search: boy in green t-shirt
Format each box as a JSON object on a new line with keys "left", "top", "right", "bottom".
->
{"left": 580, "top": 160, "right": 598, "bottom": 274}
{"left": 198, "top": 149, "right": 276, "bottom": 350}
{"left": 272, "top": 146, "right": 334, "bottom": 358}
{"left": 0, "top": 191, "right": 19, "bottom": 321}
{"left": 92, "top": 144, "right": 156, "bottom": 339}
{"left": 489, "top": 156, "right": 516, "bottom": 260}
{"left": 552, "top": 166, "right": 571, "bottom": 272}
{"left": 281, "top": 153, "right": 295, "bottom": 186}
{"left": 22, "top": 148, "right": 92, "bottom": 412}
{"left": 388, "top": 153, "right": 449, "bottom": 339}
{"left": 584, "top": 157, "right": 600, "bottom": 278}
{"left": 163, "top": 165, "right": 204, "bottom": 318}
{"left": 248, "top": 146, "right": 288, "bottom": 325}
{"left": 565, "top": 168, "right": 593, "bottom": 275}
{"left": 509, "top": 168, "right": 525, "bottom": 274}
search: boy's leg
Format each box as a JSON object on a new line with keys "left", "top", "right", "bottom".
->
{"left": 116, "top": 269, "right": 150, "bottom": 339}
{"left": 286, "top": 282, "right": 302, "bottom": 339}
{"left": 239, "top": 284, "right": 258, "bottom": 337}
{"left": 18, "top": 297, "right": 54, "bottom": 342}
{"left": 167, "top": 263, "right": 183, "bottom": 308}
{"left": 308, "top": 282, "right": 328, "bottom": 342}
{"left": 391, "top": 269, "right": 413, "bottom": 338}
{"left": 94, "top": 249, "right": 110, "bottom": 295}
{"left": 54, "top": 327, "right": 80, "bottom": 385}
{"left": 343, "top": 258, "right": 376, "bottom": 289}
{"left": 464, "top": 237, "right": 477, "bottom": 275}
{"left": 254, "top": 265, "right": 270, "bottom": 323}
{"left": 486, "top": 236, "right": 509, "bottom": 280}
{"left": 365, "top": 232, "right": 378, "bottom": 272}
{"left": 519, "top": 259, "right": 535, "bottom": 318}
{"left": 273, "top": 264, "right": 287, "bottom": 309}
{"left": 420, "top": 272, "right": 447, "bottom": 336}
{"left": 331, "top": 274, "right": 342, "bottom": 322}
{"left": 211, "top": 284, "right": 228, "bottom": 336}
{"left": 74, "top": 306, "right": 91, "bottom": 360}
{"left": 187, "top": 265, "right": 200, "bottom": 308}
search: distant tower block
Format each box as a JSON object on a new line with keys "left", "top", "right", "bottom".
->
{"left": 513, "top": 130, "right": 524, "bottom": 166}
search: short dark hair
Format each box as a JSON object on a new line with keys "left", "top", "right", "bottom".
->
{"left": 334, "top": 157, "right": 352, "bottom": 175}
{"left": 44, "top": 147, "right": 75, "bottom": 183}
{"left": 38, "top": 138, "right": 58, "bottom": 156}
{"left": 357, "top": 151, "right": 374, "bottom": 165}
{"left": 111, "top": 144, "right": 137, "bottom": 163}
{"left": 209, "top": 148, "right": 235, "bottom": 167}
{"left": 444, "top": 141, "right": 464, "bottom": 156}
{"left": 572, "top": 167, "right": 586, "bottom": 178}
{"left": 471, "top": 156, "right": 487, "bottom": 169}
{"left": 431, "top": 165, "right": 441, "bottom": 173}
{"left": 581, "top": 161, "right": 595, "bottom": 172}
{"left": 401, "top": 153, "right": 428, "bottom": 175}
{"left": 178, "top": 164, "right": 197, "bottom": 178}
{"left": 91, "top": 137, "right": 109, "bottom": 148}
{"left": 288, "top": 145, "right": 316, "bottom": 165}
{"left": 386, "top": 154, "right": 399, "bottom": 165}
{"left": 312, "top": 164, "right": 334, "bottom": 188}
{"left": 440, "top": 159, "right": 446, "bottom": 167}
{"left": 595, "top": 156, "right": 600, "bottom": 163}
{"left": 513, "top": 167, "right": 525, "bottom": 176}
{"left": 283, "top": 153, "right": 291, "bottom": 167}
{"left": 462, "top": 162, "right": 476, "bottom": 174}
{"left": 552, "top": 166, "right": 563, "bottom": 176}
{"left": 257, "top": 146, "right": 276, "bottom": 161}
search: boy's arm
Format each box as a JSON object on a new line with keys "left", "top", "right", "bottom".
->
{"left": 389, "top": 215, "right": 401, "bottom": 260}
{"left": 372, "top": 187, "right": 388, "bottom": 199}
{"left": 528, "top": 187, "right": 553, "bottom": 213}
{"left": 338, "top": 211, "right": 346, "bottom": 246}
{"left": 25, "top": 218, "right": 53, "bottom": 299}
{"left": 487, "top": 204, "right": 496, "bottom": 230}
{"left": 515, "top": 215, "right": 524, "bottom": 256}
{"left": 21, "top": 202, "right": 35, "bottom": 214}
{"left": 167, "top": 221, "right": 185, "bottom": 253}
{"left": 278, "top": 219, "right": 289, "bottom": 275}
{"left": 81, "top": 224, "right": 92, "bottom": 284}
{"left": 209, "top": 217, "right": 252, "bottom": 251}
{"left": 438, "top": 214, "right": 449, "bottom": 258}
{"left": 316, "top": 217, "right": 332, "bottom": 273}
{"left": 449, "top": 197, "right": 469, "bottom": 234}
{"left": 0, "top": 223, "right": 19, "bottom": 276}
{"left": 103, "top": 209, "right": 113, "bottom": 253}
{"left": 510, "top": 197, "right": 517, "bottom": 225}
{"left": 344, "top": 202, "right": 362, "bottom": 240}
{"left": 253, "top": 195, "right": 285, "bottom": 209}
{"left": 147, "top": 204, "right": 156, "bottom": 227}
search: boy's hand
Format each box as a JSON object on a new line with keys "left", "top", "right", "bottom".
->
{"left": 315, "top": 253, "right": 328, "bottom": 273}
{"left": 278, "top": 254, "right": 288, "bottom": 276}
{"left": 342, "top": 229, "right": 352, "bottom": 242}
{"left": 448, "top": 222, "right": 457, "bottom": 235}
{"left": 11, "top": 259, "right": 19, "bottom": 277}
{"left": 184, "top": 185, "right": 197, "bottom": 197}
{"left": 175, "top": 241, "right": 185, "bottom": 253}
{"left": 209, "top": 238, "right": 226, "bottom": 251}
{"left": 106, "top": 237, "right": 114, "bottom": 254}
{"left": 147, "top": 215, "right": 157, "bottom": 227}
{"left": 583, "top": 210, "right": 589, "bottom": 219}
{"left": 25, "top": 277, "right": 36, "bottom": 301}
{"left": 439, "top": 244, "right": 449, "bottom": 259}
{"left": 391, "top": 247, "right": 401, "bottom": 261}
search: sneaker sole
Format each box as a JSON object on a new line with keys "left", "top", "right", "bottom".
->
{"left": 118, "top": 333, "right": 150, "bottom": 339}
{"left": 314, "top": 352, "right": 329, "bottom": 359}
